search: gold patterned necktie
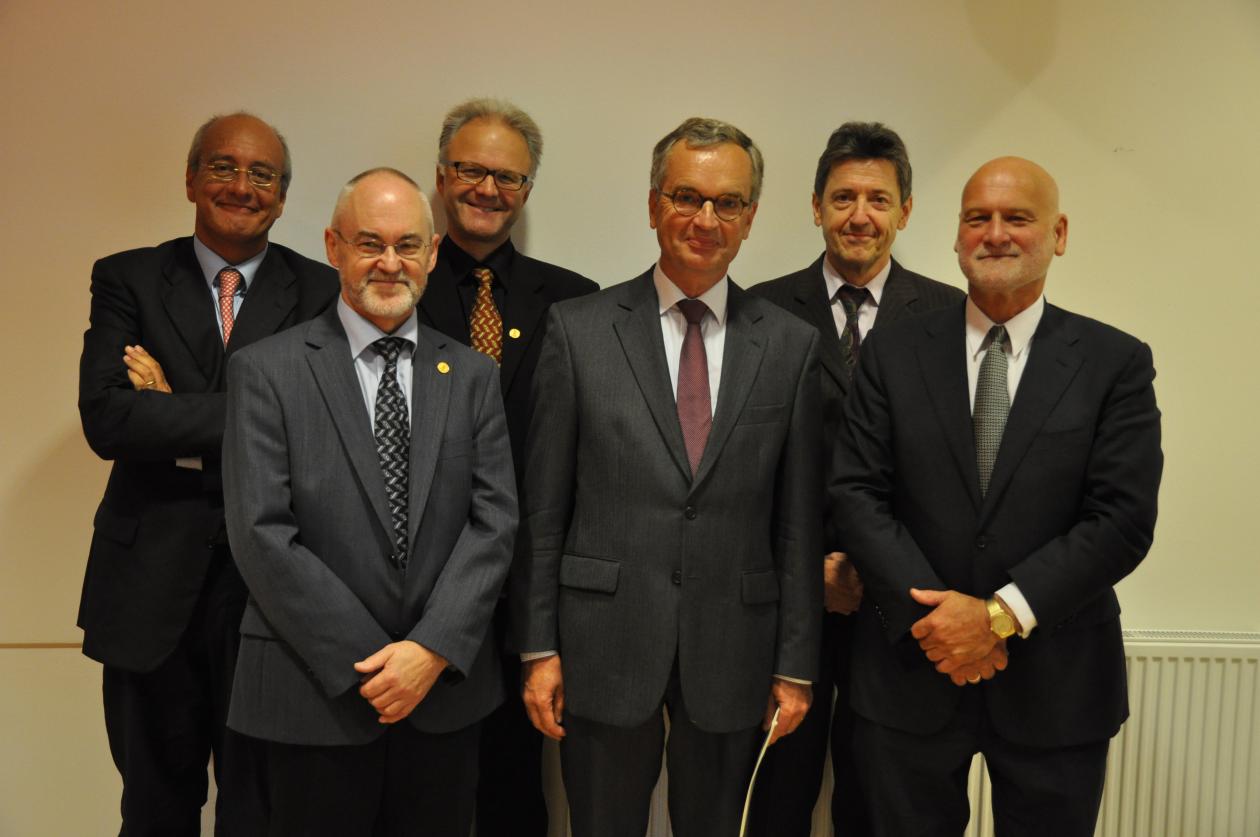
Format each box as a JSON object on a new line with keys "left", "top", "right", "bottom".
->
{"left": 470, "top": 267, "right": 503, "bottom": 364}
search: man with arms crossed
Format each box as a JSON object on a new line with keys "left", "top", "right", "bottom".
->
{"left": 223, "top": 169, "right": 516, "bottom": 836}
{"left": 78, "top": 112, "right": 337, "bottom": 834}
{"left": 418, "top": 98, "right": 597, "bottom": 836}
{"left": 748, "top": 121, "right": 962, "bottom": 836}
{"left": 513, "top": 117, "right": 823, "bottom": 837}
{"left": 830, "top": 157, "right": 1162, "bottom": 835}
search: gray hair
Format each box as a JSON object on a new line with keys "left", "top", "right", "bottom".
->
{"left": 813, "top": 121, "right": 912, "bottom": 203}
{"left": 650, "top": 117, "right": 765, "bottom": 204}
{"left": 437, "top": 98, "right": 543, "bottom": 177}
{"left": 186, "top": 112, "right": 293, "bottom": 195}
{"left": 332, "top": 167, "right": 433, "bottom": 234}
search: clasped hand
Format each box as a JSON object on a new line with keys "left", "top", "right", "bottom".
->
{"left": 909, "top": 588, "right": 1008, "bottom": 687}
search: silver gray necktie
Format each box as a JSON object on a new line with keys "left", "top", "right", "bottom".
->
{"left": 974, "top": 325, "right": 1009, "bottom": 496}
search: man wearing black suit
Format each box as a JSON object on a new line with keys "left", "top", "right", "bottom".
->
{"left": 417, "top": 98, "right": 597, "bottom": 836}
{"left": 515, "top": 117, "right": 822, "bottom": 837}
{"left": 829, "top": 157, "right": 1162, "bottom": 835}
{"left": 748, "top": 122, "right": 962, "bottom": 837}
{"left": 77, "top": 112, "right": 339, "bottom": 835}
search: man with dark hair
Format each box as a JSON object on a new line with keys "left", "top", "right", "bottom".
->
{"left": 514, "top": 117, "right": 822, "bottom": 837}
{"left": 749, "top": 121, "right": 962, "bottom": 836}
{"left": 419, "top": 97, "right": 597, "bottom": 836}
{"left": 78, "top": 112, "right": 339, "bottom": 834}
{"left": 831, "top": 156, "right": 1161, "bottom": 835}
{"left": 223, "top": 168, "right": 517, "bottom": 836}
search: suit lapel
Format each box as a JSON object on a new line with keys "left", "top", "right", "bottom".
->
{"left": 982, "top": 305, "right": 1083, "bottom": 514}
{"left": 792, "top": 259, "right": 849, "bottom": 399}
{"left": 917, "top": 307, "right": 982, "bottom": 510}
{"left": 498, "top": 255, "right": 548, "bottom": 398}
{"left": 871, "top": 259, "right": 919, "bottom": 328}
{"left": 416, "top": 257, "right": 470, "bottom": 345}
{"left": 160, "top": 242, "right": 222, "bottom": 385}
{"left": 692, "top": 282, "right": 765, "bottom": 489}
{"left": 227, "top": 247, "right": 299, "bottom": 355}
{"left": 405, "top": 329, "right": 451, "bottom": 552}
{"left": 306, "top": 308, "right": 395, "bottom": 540}
{"left": 612, "top": 271, "right": 692, "bottom": 481}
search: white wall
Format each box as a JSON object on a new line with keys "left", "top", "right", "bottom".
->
{"left": 3, "top": 0, "right": 1257, "bottom": 831}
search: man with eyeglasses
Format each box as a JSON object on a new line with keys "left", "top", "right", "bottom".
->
{"left": 77, "top": 112, "right": 338, "bottom": 835}
{"left": 419, "top": 97, "right": 596, "bottom": 837}
{"left": 513, "top": 117, "right": 822, "bottom": 837}
{"left": 222, "top": 167, "right": 516, "bottom": 836}
{"left": 745, "top": 122, "right": 963, "bottom": 836}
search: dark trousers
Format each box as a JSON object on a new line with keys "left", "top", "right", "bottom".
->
{"left": 264, "top": 720, "right": 480, "bottom": 837}
{"left": 853, "top": 690, "right": 1109, "bottom": 837}
{"left": 560, "top": 667, "right": 761, "bottom": 837}
{"left": 746, "top": 612, "right": 870, "bottom": 837}
{"left": 474, "top": 609, "right": 548, "bottom": 836}
{"left": 103, "top": 550, "right": 266, "bottom": 836}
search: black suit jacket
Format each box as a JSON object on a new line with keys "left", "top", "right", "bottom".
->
{"left": 77, "top": 236, "right": 339, "bottom": 672}
{"left": 829, "top": 301, "right": 1163, "bottom": 748}
{"left": 750, "top": 256, "right": 963, "bottom": 469}
{"left": 417, "top": 239, "right": 598, "bottom": 476}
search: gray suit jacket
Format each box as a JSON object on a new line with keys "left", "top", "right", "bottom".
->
{"left": 512, "top": 270, "right": 823, "bottom": 733}
{"left": 223, "top": 305, "right": 517, "bottom": 745}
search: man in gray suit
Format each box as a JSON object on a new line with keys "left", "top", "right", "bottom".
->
{"left": 223, "top": 168, "right": 516, "bottom": 836}
{"left": 513, "top": 118, "right": 823, "bottom": 837}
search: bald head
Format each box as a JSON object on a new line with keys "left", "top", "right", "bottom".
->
{"left": 955, "top": 157, "right": 1068, "bottom": 322}
{"left": 325, "top": 167, "right": 439, "bottom": 334}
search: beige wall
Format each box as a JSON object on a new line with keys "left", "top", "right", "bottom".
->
{"left": 3, "top": 0, "right": 1257, "bottom": 831}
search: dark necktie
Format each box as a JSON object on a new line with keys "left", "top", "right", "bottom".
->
{"left": 676, "top": 299, "right": 711, "bottom": 476}
{"left": 470, "top": 267, "right": 503, "bottom": 364}
{"left": 218, "top": 268, "right": 241, "bottom": 346}
{"left": 974, "top": 325, "right": 1010, "bottom": 496}
{"left": 837, "top": 284, "right": 872, "bottom": 380}
{"left": 373, "top": 337, "right": 410, "bottom": 569}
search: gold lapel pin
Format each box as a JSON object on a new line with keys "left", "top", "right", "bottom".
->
{"left": 437, "top": 361, "right": 450, "bottom": 374}
{"left": 508, "top": 328, "right": 521, "bottom": 339}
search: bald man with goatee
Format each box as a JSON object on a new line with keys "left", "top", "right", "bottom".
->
{"left": 828, "top": 157, "right": 1163, "bottom": 835}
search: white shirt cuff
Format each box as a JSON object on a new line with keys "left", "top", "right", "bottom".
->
{"left": 774, "top": 674, "right": 812, "bottom": 685}
{"left": 520, "top": 650, "right": 558, "bottom": 662}
{"left": 996, "top": 583, "right": 1037, "bottom": 638}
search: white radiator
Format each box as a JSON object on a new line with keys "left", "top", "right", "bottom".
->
{"left": 540, "top": 630, "right": 1260, "bottom": 837}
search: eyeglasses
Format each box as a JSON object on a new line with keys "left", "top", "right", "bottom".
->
{"left": 660, "top": 188, "right": 750, "bottom": 222}
{"left": 446, "top": 161, "right": 531, "bottom": 192}
{"left": 333, "top": 230, "right": 431, "bottom": 261}
{"left": 201, "top": 161, "right": 282, "bottom": 190}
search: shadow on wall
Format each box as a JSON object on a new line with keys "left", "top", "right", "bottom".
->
{"left": 0, "top": 425, "right": 108, "bottom": 640}
{"left": 964, "top": 0, "right": 1059, "bottom": 84}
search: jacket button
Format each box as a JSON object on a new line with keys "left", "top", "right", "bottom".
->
{"left": 671, "top": 570, "right": 682, "bottom": 585}
{"left": 684, "top": 506, "right": 697, "bottom": 520}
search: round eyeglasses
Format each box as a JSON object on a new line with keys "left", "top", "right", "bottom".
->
{"left": 333, "top": 230, "right": 431, "bottom": 261}
{"left": 201, "top": 161, "right": 282, "bottom": 190}
{"left": 660, "top": 188, "right": 750, "bottom": 222}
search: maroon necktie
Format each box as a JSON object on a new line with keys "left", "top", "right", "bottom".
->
{"left": 676, "top": 299, "right": 711, "bottom": 476}
{"left": 218, "top": 268, "right": 241, "bottom": 346}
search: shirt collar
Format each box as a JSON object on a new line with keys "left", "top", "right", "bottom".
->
{"left": 336, "top": 296, "right": 419, "bottom": 360}
{"left": 821, "top": 255, "right": 892, "bottom": 306}
{"left": 965, "top": 294, "right": 1045, "bottom": 361}
{"left": 439, "top": 235, "right": 516, "bottom": 288}
{"left": 192, "top": 235, "right": 268, "bottom": 292}
{"left": 652, "top": 262, "right": 729, "bottom": 325}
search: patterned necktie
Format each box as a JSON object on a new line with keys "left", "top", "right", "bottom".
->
{"left": 837, "top": 284, "right": 871, "bottom": 380}
{"left": 373, "top": 337, "right": 410, "bottom": 569}
{"left": 974, "top": 325, "right": 1010, "bottom": 496}
{"left": 469, "top": 267, "right": 503, "bottom": 364}
{"left": 676, "top": 299, "right": 712, "bottom": 476}
{"left": 218, "top": 268, "right": 242, "bottom": 346}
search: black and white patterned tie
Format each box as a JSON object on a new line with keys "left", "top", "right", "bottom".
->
{"left": 974, "top": 325, "right": 1009, "bottom": 496}
{"left": 837, "top": 284, "right": 872, "bottom": 381}
{"left": 373, "top": 337, "right": 410, "bottom": 569}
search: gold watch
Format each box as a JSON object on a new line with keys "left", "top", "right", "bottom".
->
{"left": 986, "top": 597, "right": 1017, "bottom": 639}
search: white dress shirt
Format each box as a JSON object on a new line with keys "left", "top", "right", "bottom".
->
{"left": 821, "top": 256, "right": 892, "bottom": 341}
{"left": 964, "top": 295, "right": 1045, "bottom": 637}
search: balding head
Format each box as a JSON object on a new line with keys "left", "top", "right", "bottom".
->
{"left": 955, "top": 156, "right": 1068, "bottom": 322}
{"left": 325, "top": 167, "right": 439, "bottom": 334}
